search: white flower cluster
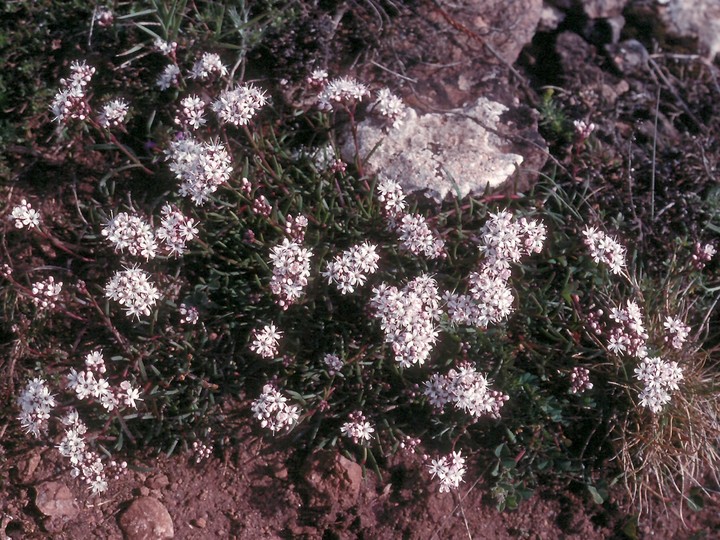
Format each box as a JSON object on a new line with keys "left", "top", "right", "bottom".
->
{"left": 51, "top": 60, "right": 95, "bottom": 123}
{"left": 398, "top": 214, "right": 446, "bottom": 259}
{"left": 583, "top": 226, "right": 626, "bottom": 274}
{"left": 252, "top": 195, "right": 272, "bottom": 217}
{"left": 663, "top": 316, "right": 690, "bottom": 350}
{"left": 57, "top": 411, "right": 108, "bottom": 494}
{"left": 250, "top": 323, "right": 282, "bottom": 358}
{"left": 317, "top": 76, "right": 370, "bottom": 111}
{"left": 573, "top": 119, "right": 596, "bottom": 139}
{"left": 192, "top": 440, "right": 213, "bottom": 463}
{"left": 166, "top": 136, "right": 233, "bottom": 205}
{"left": 692, "top": 241, "right": 716, "bottom": 269}
{"left": 634, "top": 356, "right": 684, "bottom": 413}
{"left": 376, "top": 177, "right": 407, "bottom": 219}
{"left": 340, "top": 411, "right": 375, "bottom": 444}
{"left": 175, "top": 95, "right": 207, "bottom": 130}
{"left": 179, "top": 302, "right": 199, "bottom": 324}
{"left": 373, "top": 88, "right": 406, "bottom": 129}
{"left": 306, "top": 68, "right": 328, "bottom": 89}
{"left": 154, "top": 38, "right": 177, "bottom": 56}
{"left": 11, "top": 199, "right": 40, "bottom": 229}
{"left": 251, "top": 384, "right": 300, "bottom": 433}
{"left": 212, "top": 84, "right": 267, "bottom": 127}
{"left": 445, "top": 211, "right": 545, "bottom": 328}
{"left": 31, "top": 276, "right": 63, "bottom": 310}
{"left": 105, "top": 266, "right": 160, "bottom": 318}
{"left": 156, "top": 203, "right": 199, "bottom": 256}
{"left": 323, "top": 242, "right": 380, "bottom": 294}
{"left": 98, "top": 98, "right": 129, "bottom": 128}
{"left": 285, "top": 214, "right": 308, "bottom": 242}
{"left": 427, "top": 451, "right": 466, "bottom": 493}
{"left": 606, "top": 300, "right": 649, "bottom": 358}
{"left": 370, "top": 274, "right": 441, "bottom": 368}
{"left": 570, "top": 366, "right": 593, "bottom": 394}
{"left": 66, "top": 350, "right": 142, "bottom": 411}
{"left": 17, "top": 378, "right": 56, "bottom": 438}
{"left": 268, "top": 238, "right": 313, "bottom": 309}
{"left": 102, "top": 211, "right": 158, "bottom": 259}
{"left": 189, "top": 52, "right": 228, "bottom": 80}
{"left": 323, "top": 353, "right": 343, "bottom": 375}
{"left": 376, "top": 177, "right": 444, "bottom": 259}
{"left": 156, "top": 64, "right": 181, "bottom": 91}
{"left": 423, "top": 363, "right": 508, "bottom": 419}
{"left": 479, "top": 211, "right": 546, "bottom": 263}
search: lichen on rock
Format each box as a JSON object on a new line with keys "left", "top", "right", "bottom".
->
{"left": 344, "top": 97, "right": 523, "bottom": 202}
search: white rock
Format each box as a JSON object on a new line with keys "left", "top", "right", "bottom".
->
{"left": 659, "top": 0, "right": 720, "bottom": 59}
{"left": 344, "top": 98, "right": 523, "bottom": 202}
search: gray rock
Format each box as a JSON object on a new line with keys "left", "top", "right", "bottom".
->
{"left": 119, "top": 497, "right": 174, "bottom": 540}
{"left": 583, "top": 0, "right": 629, "bottom": 18}
{"left": 344, "top": 98, "right": 526, "bottom": 202}
{"left": 659, "top": 0, "right": 720, "bottom": 59}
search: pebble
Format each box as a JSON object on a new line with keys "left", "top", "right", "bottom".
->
{"left": 119, "top": 497, "right": 174, "bottom": 540}
{"left": 34, "top": 482, "right": 79, "bottom": 519}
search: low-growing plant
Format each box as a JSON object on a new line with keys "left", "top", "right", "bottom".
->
{"left": 2, "top": 0, "right": 719, "bottom": 524}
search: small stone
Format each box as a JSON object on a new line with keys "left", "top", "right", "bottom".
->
{"left": 119, "top": 497, "right": 174, "bottom": 540}
{"left": 191, "top": 517, "right": 207, "bottom": 529}
{"left": 145, "top": 473, "right": 170, "bottom": 490}
{"left": 34, "top": 482, "right": 79, "bottom": 519}
{"left": 16, "top": 451, "right": 41, "bottom": 483}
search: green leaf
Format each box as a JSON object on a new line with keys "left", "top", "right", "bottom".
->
{"left": 587, "top": 484, "right": 604, "bottom": 504}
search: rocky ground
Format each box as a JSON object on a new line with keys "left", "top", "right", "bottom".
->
{"left": 3, "top": 0, "right": 720, "bottom": 538}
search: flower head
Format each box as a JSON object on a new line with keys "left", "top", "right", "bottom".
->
{"left": 11, "top": 199, "right": 40, "bottom": 229}
{"left": 212, "top": 84, "right": 267, "bottom": 127}
{"left": 98, "top": 99, "right": 129, "bottom": 128}
{"left": 105, "top": 266, "right": 160, "bottom": 319}
{"left": 428, "top": 451, "right": 466, "bottom": 493}
{"left": 250, "top": 323, "right": 282, "bottom": 358}
{"left": 340, "top": 411, "right": 375, "bottom": 444}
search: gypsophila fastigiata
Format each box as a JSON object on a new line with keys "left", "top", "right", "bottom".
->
{"left": 340, "top": 411, "right": 375, "bottom": 444}
{"left": 101, "top": 211, "right": 158, "bottom": 260}
{"left": 427, "top": 451, "right": 467, "bottom": 493}
{"left": 663, "top": 316, "right": 691, "bottom": 350}
{"left": 322, "top": 242, "right": 380, "bottom": 294}
{"left": 97, "top": 98, "right": 129, "bottom": 128}
{"left": 104, "top": 266, "right": 160, "bottom": 319}
{"left": 212, "top": 83, "right": 267, "bottom": 127}
{"left": 251, "top": 384, "right": 300, "bottom": 433}
{"left": 179, "top": 303, "right": 199, "bottom": 324}
{"left": 317, "top": 76, "right": 370, "bottom": 111}
{"left": 569, "top": 367, "right": 593, "bottom": 394}
{"left": 31, "top": 277, "right": 63, "bottom": 310}
{"left": 423, "top": 362, "right": 508, "bottom": 419}
{"left": 370, "top": 275, "right": 441, "bottom": 368}
{"left": 175, "top": 95, "right": 207, "bottom": 130}
{"left": 634, "top": 357, "right": 684, "bottom": 413}
{"left": 583, "top": 226, "right": 626, "bottom": 275}
{"left": 250, "top": 323, "right": 282, "bottom": 358}
{"left": 51, "top": 60, "right": 95, "bottom": 123}
{"left": 156, "top": 64, "right": 181, "bottom": 90}
{"left": 323, "top": 353, "right": 344, "bottom": 376}
{"left": 373, "top": 88, "right": 406, "bottom": 129}
{"left": 11, "top": 199, "right": 40, "bottom": 229}
{"left": 156, "top": 203, "right": 199, "bottom": 256}
{"left": 17, "top": 378, "right": 56, "bottom": 438}
{"left": 166, "top": 135, "right": 233, "bottom": 205}
{"left": 189, "top": 52, "right": 227, "bottom": 80}
{"left": 268, "top": 238, "right": 313, "bottom": 309}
